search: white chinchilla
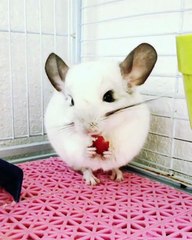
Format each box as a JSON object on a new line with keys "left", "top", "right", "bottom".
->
{"left": 44, "top": 43, "right": 157, "bottom": 185}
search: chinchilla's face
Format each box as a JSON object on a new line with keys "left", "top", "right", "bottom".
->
{"left": 63, "top": 60, "right": 137, "bottom": 133}
{"left": 45, "top": 43, "right": 157, "bottom": 134}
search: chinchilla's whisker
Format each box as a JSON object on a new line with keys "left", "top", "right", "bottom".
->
{"left": 53, "top": 122, "right": 75, "bottom": 132}
{"left": 60, "top": 123, "right": 74, "bottom": 130}
{"left": 104, "top": 95, "right": 166, "bottom": 118}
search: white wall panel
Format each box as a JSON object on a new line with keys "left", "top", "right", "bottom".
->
{"left": 139, "top": 149, "right": 171, "bottom": 169}
{"left": 153, "top": 56, "right": 178, "bottom": 76}
{"left": 27, "top": 34, "right": 42, "bottom": 135}
{"left": 82, "top": 0, "right": 182, "bottom": 24}
{"left": 148, "top": 98, "right": 174, "bottom": 117}
{"left": 145, "top": 134, "right": 172, "bottom": 156}
{"left": 0, "top": 0, "right": 9, "bottom": 30}
{"left": 183, "top": 11, "right": 192, "bottom": 32}
{"left": 56, "top": 36, "right": 69, "bottom": 63}
{"left": 41, "top": 35, "right": 55, "bottom": 133}
{"left": 174, "top": 99, "right": 189, "bottom": 119}
{"left": 184, "top": 0, "right": 192, "bottom": 8}
{"left": 82, "top": 0, "right": 114, "bottom": 8}
{"left": 55, "top": 0, "right": 69, "bottom": 35}
{"left": 26, "top": 0, "right": 40, "bottom": 33}
{"left": 140, "top": 77, "right": 176, "bottom": 96}
{"left": 10, "top": 0, "right": 25, "bottom": 31}
{"left": 174, "top": 120, "right": 192, "bottom": 141}
{"left": 174, "top": 140, "right": 192, "bottom": 162}
{"left": 82, "top": 13, "right": 181, "bottom": 40}
{"left": 150, "top": 116, "right": 172, "bottom": 137}
{"left": 173, "top": 159, "right": 192, "bottom": 177}
{"left": 41, "top": 0, "right": 54, "bottom": 34}
{"left": 81, "top": 35, "right": 177, "bottom": 57}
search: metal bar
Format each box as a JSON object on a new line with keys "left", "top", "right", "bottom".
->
{"left": 128, "top": 162, "right": 192, "bottom": 187}
{"left": 149, "top": 131, "right": 192, "bottom": 144}
{"left": 53, "top": 0, "right": 57, "bottom": 52}
{"left": 82, "top": 0, "right": 134, "bottom": 10}
{"left": 0, "top": 132, "right": 47, "bottom": 141}
{"left": 148, "top": 131, "right": 171, "bottom": 138}
{"left": 142, "top": 147, "right": 192, "bottom": 163}
{"left": 171, "top": 169, "right": 192, "bottom": 178}
{"left": 135, "top": 157, "right": 170, "bottom": 170}
{"left": 141, "top": 91, "right": 181, "bottom": 98}
{"left": 172, "top": 156, "right": 192, "bottom": 164}
{"left": 7, "top": 0, "right": 15, "bottom": 139}
{"left": 134, "top": 157, "right": 192, "bottom": 173}
{"left": 142, "top": 147, "right": 170, "bottom": 158}
{"left": 81, "top": 8, "right": 192, "bottom": 26}
{"left": 39, "top": 0, "right": 44, "bottom": 135}
{"left": 74, "top": 0, "right": 82, "bottom": 64}
{"left": 151, "top": 113, "right": 189, "bottom": 121}
{"left": 67, "top": 0, "right": 71, "bottom": 62}
{"left": 132, "top": 159, "right": 192, "bottom": 180}
{"left": 80, "top": 31, "right": 192, "bottom": 42}
{"left": 67, "top": 0, "right": 74, "bottom": 63}
{"left": 70, "top": 0, "right": 74, "bottom": 63}
{"left": 0, "top": 29, "right": 69, "bottom": 37}
{"left": 0, "top": 141, "right": 51, "bottom": 158}
{"left": 9, "top": 153, "right": 56, "bottom": 164}
{"left": 169, "top": 0, "right": 185, "bottom": 175}
{"left": 80, "top": 54, "right": 177, "bottom": 58}
{"left": 130, "top": 161, "right": 170, "bottom": 175}
{"left": 23, "top": 0, "right": 30, "bottom": 137}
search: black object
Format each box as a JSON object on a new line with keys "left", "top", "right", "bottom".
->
{"left": 0, "top": 159, "right": 23, "bottom": 202}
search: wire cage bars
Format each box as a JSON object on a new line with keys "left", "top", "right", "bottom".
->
{"left": 0, "top": 0, "right": 192, "bottom": 187}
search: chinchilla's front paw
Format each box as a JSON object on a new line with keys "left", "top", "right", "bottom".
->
{"left": 103, "top": 149, "right": 113, "bottom": 160}
{"left": 86, "top": 146, "right": 97, "bottom": 158}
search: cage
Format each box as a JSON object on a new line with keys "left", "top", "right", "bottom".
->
{"left": 0, "top": 0, "right": 192, "bottom": 239}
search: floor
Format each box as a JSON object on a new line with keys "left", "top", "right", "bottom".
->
{"left": 0, "top": 157, "right": 192, "bottom": 240}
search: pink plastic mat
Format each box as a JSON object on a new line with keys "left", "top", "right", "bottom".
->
{"left": 0, "top": 157, "right": 192, "bottom": 240}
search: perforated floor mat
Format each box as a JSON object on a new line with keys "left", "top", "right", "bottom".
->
{"left": 0, "top": 157, "right": 192, "bottom": 240}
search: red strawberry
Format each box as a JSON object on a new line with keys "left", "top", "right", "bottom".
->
{"left": 91, "top": 135, "right": 109, "bottom": 155}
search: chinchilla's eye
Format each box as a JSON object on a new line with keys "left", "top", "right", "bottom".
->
{"left": 71, "top": 98, "right": 74, "bottom": 106}
{"left": 66, "top": 95, "right": 74, "bottom": 106}
{"left": 103, "top": 90, "right": 115, "bottom": 103}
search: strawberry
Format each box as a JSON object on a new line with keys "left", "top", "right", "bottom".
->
{"left": 91, "top": 135, "right": 109, "bottom": 155}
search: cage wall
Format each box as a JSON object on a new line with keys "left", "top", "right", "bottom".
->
{"left": 80, "top": 0, "right": 192, "bottom": 186}
{"left": 0, "top": 0, "right": 192, "bottom": 187}
{"left": 0, "top": 0, "right": 80, "bottom": 162}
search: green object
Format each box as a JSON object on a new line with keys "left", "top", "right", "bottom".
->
{"left": 176, "top": 34, "right": 192, "bottom": 128}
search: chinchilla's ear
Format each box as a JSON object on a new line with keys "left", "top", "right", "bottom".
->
{"left": 120, "top": 43, "right": 157, "bottom": 86}
{"left": 45, "top": 53, "right": 69, "bottom": 91}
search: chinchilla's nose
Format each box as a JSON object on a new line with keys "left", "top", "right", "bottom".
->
{"left": 76, "top": 113, "right": 100, "bottom": 133}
